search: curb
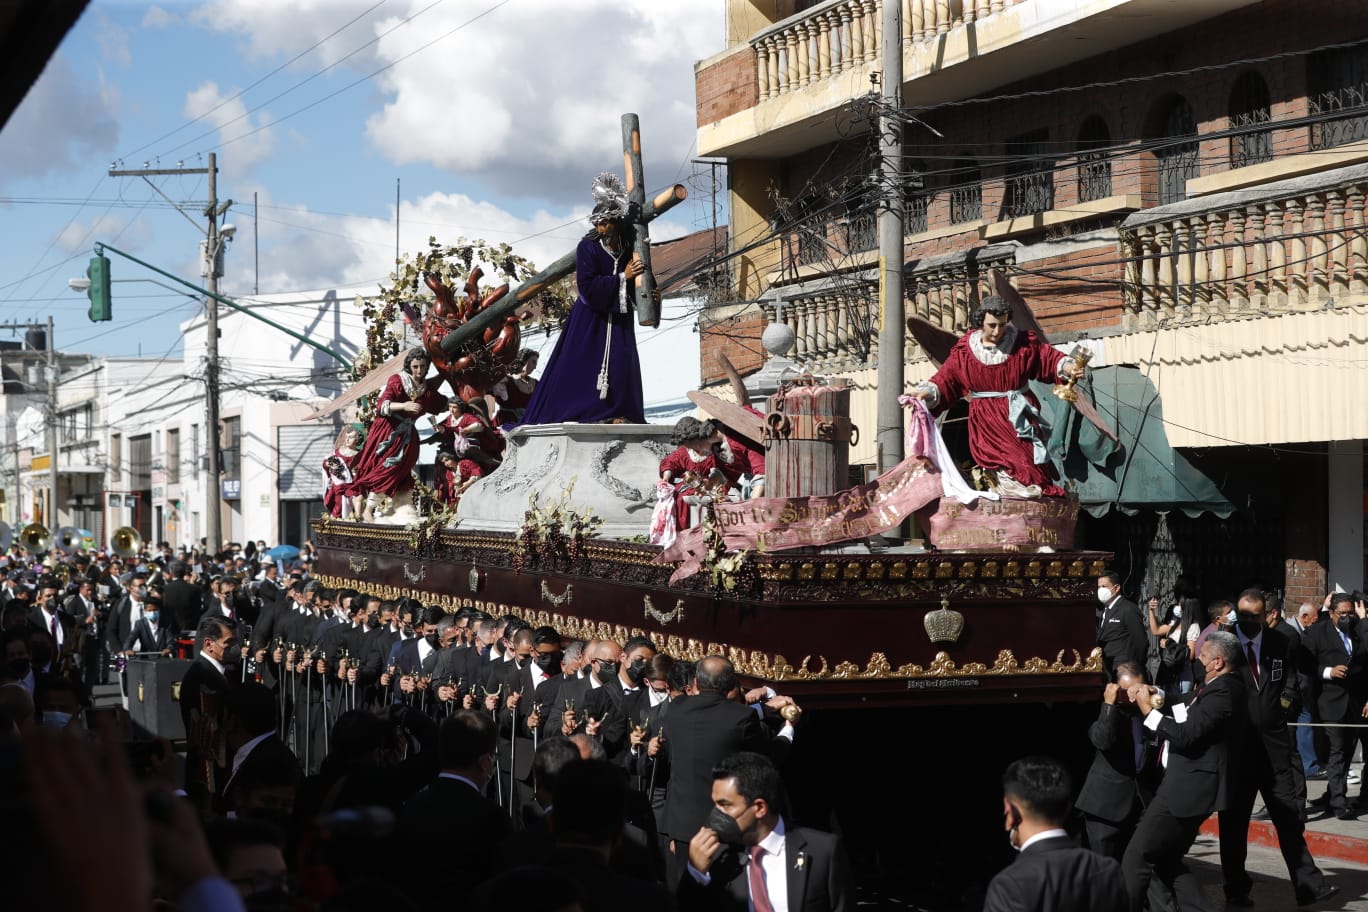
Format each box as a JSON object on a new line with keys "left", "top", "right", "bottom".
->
{"left": 1199, "top": 817, "right": 1368, "bottom": 866}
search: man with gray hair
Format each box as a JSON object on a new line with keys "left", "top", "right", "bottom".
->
{"left": 1120, "top": 630, "right": 1248, "bottom": 912}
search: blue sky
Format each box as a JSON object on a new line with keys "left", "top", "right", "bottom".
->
{"left": 0, "top": 0, "right": 724, "bottom": 403}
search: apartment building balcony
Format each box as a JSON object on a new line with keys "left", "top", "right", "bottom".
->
{"left": 697, "top": 0, "right": 1261, "bottom": 159}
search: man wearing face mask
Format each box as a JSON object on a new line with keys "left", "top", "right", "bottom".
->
{"left": 398, "top": 710, "right": 509, "bottom": 903}
{"left": 1218, "top": 588, "right": 1335, "bottom": 906}
{"left": 123, "top": 595, "right": 172, "bottom": 657}
{"left": 1303, "top": 592, "right": 1368, "bottom": 822}
{"left": 390, "top": 606, "right": 444, "bottom": 708}
{"left": 683, "top": 751, "right": 851, "bottom": 912}
{"left": 1097, "top": 572, "right": 1148, "bottom": 682}
{"left": 982, "top": 755, "right": 1127, "bottom": 912}
{"left": 1121, "top": 631, "right": 1248, "bottom": 912}
{"left": 1074, "top": 662, "right": 1157, "bottom": 861}
{"left": 2, "top": 628, "right": 34, "bottom": 693}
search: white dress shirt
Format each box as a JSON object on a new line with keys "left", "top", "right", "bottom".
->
{"left": 39, "top": 607, "right": 64, "bottom": 650}
{"left": 688, "top": 817, "right": 791, "bottom": 912}
{"left": 1019, "top": 827, "right": 1069, "bottom": 852}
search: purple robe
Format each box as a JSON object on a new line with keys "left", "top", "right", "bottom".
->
{"left": 522, "top": 236, "right": 645, "bottom": 424}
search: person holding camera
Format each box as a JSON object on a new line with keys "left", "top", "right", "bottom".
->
{"left": 682, "top": 751, "right": 850, "bottom": 912}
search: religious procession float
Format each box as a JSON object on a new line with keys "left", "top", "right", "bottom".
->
{"left": 310, "top": 115, "right": 1120, "bottom": 710}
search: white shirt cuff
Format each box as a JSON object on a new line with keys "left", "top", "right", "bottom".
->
{"left": 777, "top": 722, "right": 795, "bottom": 741}
{"left": 686, "top": 862, "right": 712, "bottom": 885}
{"left": 1143, "top": 709, "right": 1164, "bottom": 731}
{"left": 1323, "top": 667, "right": 1335, "bottom": 681}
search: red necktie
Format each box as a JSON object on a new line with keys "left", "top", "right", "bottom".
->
{"left": 748, "top": 845, "right": 774, "bottom": 912}
{"left": 49, "top": 614, "right": 57, "bottom": 647}
{"left": 1246, "top": 642, "right": 1260, "bottom": 687}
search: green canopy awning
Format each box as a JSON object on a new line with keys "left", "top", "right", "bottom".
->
{"left": 1033, "top": 366, "right": 1234, "bottom": 519}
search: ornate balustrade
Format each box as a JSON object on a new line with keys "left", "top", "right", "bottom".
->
{"left": 1120, "top": 182, "right": 1368, "bottom": 329}
{"left": 773, "top": 249, "right": 1015, "bottom": 370}
{"left": 752, "top": 0, "right": 1026, "bottom": 103}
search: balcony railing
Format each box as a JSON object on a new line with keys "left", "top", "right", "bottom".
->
{"left": 774, "top": 247, "right": 1015, "bottom": 370}
{"left": 752, "top": 0, "right": 1027, "bottom": 103}
{"left": 1120, "top": 183, "right": 1368, "bottom": 329}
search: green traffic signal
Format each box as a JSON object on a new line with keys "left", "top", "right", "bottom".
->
{"left": 86, "top": 255, "right": 112, "bottom": 322}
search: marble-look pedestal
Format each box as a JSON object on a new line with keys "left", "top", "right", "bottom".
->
{"left": 453, "top": 423, "right": 676, "bottom": 540}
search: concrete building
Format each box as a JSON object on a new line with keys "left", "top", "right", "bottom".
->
{"left": 695, "top": 0, "right": 1368, "bottom": 597}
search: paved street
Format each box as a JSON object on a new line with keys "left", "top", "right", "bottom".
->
{"left": 1187, "top": 838, "right": 1368, "bottom": 911}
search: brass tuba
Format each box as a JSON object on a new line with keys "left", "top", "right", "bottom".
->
{"left": 55, "top": 526, "right": 83, "bottom": 555}
{"left": 20, "top": 523, "right": 50, "bottom": 555}
{"left": 110, "top": 526, "right": 142, "bottom": 559}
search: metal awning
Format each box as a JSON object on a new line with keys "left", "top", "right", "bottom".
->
{"left": 1035, "top": 366, "right": 1234, "bottom": 518}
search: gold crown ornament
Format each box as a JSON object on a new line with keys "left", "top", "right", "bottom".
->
{"left": 924, "top": 596, "right": 965, "bottom": 645}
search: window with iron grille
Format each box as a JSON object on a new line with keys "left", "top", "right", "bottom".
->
{"left": 1004, "top": 129, "right": 1054, "bottom": 218}
{"left": 1229, "top": 71, "right": 1273, "bottom": 168}
{"left": 1308, "top": 46, "right": 1368, "bottom": 150}
{"left": 1155, "top": 97, "right": 1198, "bottom": 206}
{"left": 948, "top": 159, "right": 981, "bottom": 223}
{"left": 1076, "top": 116, "right": 1112, "bottom": 203}
{"left": 844, "top": 188, "right": 877, "bottom": 252}
{"left": 904, "top": 161, "right": 929, "bottom": 235}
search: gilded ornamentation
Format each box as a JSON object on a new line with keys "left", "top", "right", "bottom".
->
{"left": 540, "top": 580, "right": 573, "bottom": 606}
{"left": 643, "top": 596, "right": 685, "bottom": 626}
{"left": 348, "top": 556, "right": 369, "bottom": 573}
{"left": 924, "top": 596, "right": 965, "bottom": 644}
{"left": 402, "top": 562, "right": 427, "bottom": 583}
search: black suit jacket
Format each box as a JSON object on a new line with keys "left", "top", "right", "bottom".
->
{"left": 1151, "top": 672, "right": 1247, "bottom": 818}
{"left": 1074, "top": 703, "right": 1156, "bottom": 822}
{"left": 1097, "top": 596, "right": 1148, "bottom": 679}
{"left": 677, "top": 824, "right": 852, "bottom": 912}
{"left": 1230, "top": 625, "right": 1299, "bottom": 777}
{"left": 1304, "top": 618, "right": 1368, "bottom": 723}
{"left": 163, "top": 579, "right": 203, "bottom": 633}
{"left": 221, "top": 733, "right": 301, "bottom": 811}
{"left": 661, "top": 692, "right": 791, "bottom": 841}
{"left": 125, "top": 618, "right": 173, "bottom": 654}
{"left": 981, "top": 835, "right": 1128, "bottom": 912}
{"left": 399, "top": 776, "right": 511, "bottom": 903}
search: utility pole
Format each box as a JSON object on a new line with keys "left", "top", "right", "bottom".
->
{"left": 205, "top": 152, "right": 223, "bottom": 557}
{"left": 875, "top": 0, "right": 905, "bottom": 477}
{"left": 46, "top": 316, "right": 56, "bottom": 530}
{"left": 108, "top": 158, "right": 220, "bottom": 553}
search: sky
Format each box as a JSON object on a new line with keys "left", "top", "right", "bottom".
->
{"left": 0, "top": 0, "right": 726, "bottom": 406}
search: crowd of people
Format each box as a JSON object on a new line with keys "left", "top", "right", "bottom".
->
{"left": 1047, "top": 574, "right": 1363, "bottom": 911}
{"left": 0, "top": 545, "right": 855, "bottom": 912}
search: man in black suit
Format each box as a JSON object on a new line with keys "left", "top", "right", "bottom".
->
{"left": 398, "top": 710, "right": 509, "bottom": 904}
{"left": 123, "top": 598, "right": 173, "bottom": 655}
{"left": 179, "top": 614, "right": 239, "bottom": 813}
{"left": 1074, "top": 661, "right": 1157, "bottom": 860}
{"left": 1220, "top": 589, "right": 1335, "bottom": 906}
{"left": 28, "top": 576, "right": 77, "bottom": 674}
{"left": 220, "top": 682, "right": 301, "bottom": 820}
{"left": 162, "top": 561, "right": 202, "bottom": 633}
{"left": 1304, "top": 592, "right": 1368, "bottom": 819}
{"left": 682, "top": 751, "right": 850, "bottom": 912}
{"left": 105, "top": 573, "right": 148, "bottom": 657}
{"left": 1121, "top": 630, "right": 1248, "bottom": 912}
{"left": 662, "top": 656, "right": 793, "bottom": 880}
{"left": 255, "top": 563, "right": 283, "bottom": 614}
{"left": 1097, "top": 571, "right": 1148, "bottom": 681}
{"left": 983, "top": 756, "right": 1127, "bottom": 912}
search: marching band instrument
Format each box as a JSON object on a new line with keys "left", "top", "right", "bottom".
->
{"left": 110, "top": 526, "right": 142, "bottom": 559}
{"left": 55, "top": 526, "right": 83, "bottom": 554}
{"left": 20, "top": 523, "right": 50, "bottom": 555}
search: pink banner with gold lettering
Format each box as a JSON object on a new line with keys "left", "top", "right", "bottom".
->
{"left": 655, "top": 455, "right": 945, "bottom": 583}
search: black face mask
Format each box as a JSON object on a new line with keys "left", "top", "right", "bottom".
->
{"left": 704, "top": 806, "right": 746, "bottom": 848}
{"left": 425, "top": 632, "right": 441, "bottom": 650}
{"left": 626, "top": 658, "right": 648, "bottom": 686}
{"left": 367, "top": 616, "right": 382, "bottom": 630}
{"left": 1236, "top": 617, "right": 1263, "bottom": 637}
{"left": 1338, "top": 616, "right": 1357, "bottom": 635}
{"left": 534, "top": 651, "right": 563, "bottom": 675}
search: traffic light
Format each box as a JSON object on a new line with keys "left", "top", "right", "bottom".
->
{"left": 86, "top": 255, "right": 112, "bottom": 322}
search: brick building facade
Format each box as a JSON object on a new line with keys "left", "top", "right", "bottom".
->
{"left": 695, "top": 0, "right": 1368, "bottom": 599}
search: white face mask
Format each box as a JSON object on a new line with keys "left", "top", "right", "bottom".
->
{"left": 648, "top": 688, "right": 668, "bottom": 707}
{"left": 1172, "top": 605, "right": 1182, "bottom": 619}
{"left": 40, "top": 711, "right": 76, "bottom": 730}
{"left": 1097, "top": 587, "right": 1113, "bottom": 604}
{"left": 1224, "top": 609, "right": 1237, "bottom": 625}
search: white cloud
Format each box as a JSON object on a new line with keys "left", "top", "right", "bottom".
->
{"left": 192, "top": 0, "right": 724, "bottom": 205}
{"left": 0, "top": 53, "right": 119, "bottom": 186}
{"left": 142, "top": 6, "right": 178, "bottom": 29}
{"left": 95, "top": 12, "right": 133, "bottom": 68}
{"left": 54, "top": 214, "right": 152, "bottom": 256}
{"left": 182, "top": 81, "right": 276, "bottom": 174}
